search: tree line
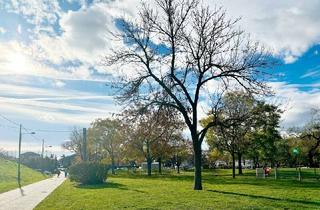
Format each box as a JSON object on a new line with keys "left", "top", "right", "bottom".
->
{"left": 62, "top": 105, "right": 192, "bottom": 176}
{"left": 63, "top": 91, "right": 320, "bottom": 181}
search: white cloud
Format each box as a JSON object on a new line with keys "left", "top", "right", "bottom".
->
{"left": 269, "top": 82, "right": 320, "bottom": 129}
{"left": 1, "top": 0, "right": 61, "bottom": 35}
{"left": 213, "top": 0, "right": 320, "bottom": 62}
{"left": 59, "top": 5, "right": 111, "bottom": 53}
{"left": 2, "top": 0, "right": 320, "bottom": 80}
{"left": 284, "top": 55, "right": 298, "bottom": 64}
{"left": 0, "top": 41, "right": 110, "bottom": 81}
{"left": 0, "top": 83, "right": 119, "bottom": 124}
{"left": 54, "top": 80, "right": 66, "bottom": 88}
{"left": 300, "top": 65, "right": 320, "bottom": 79}
{"left": 0, "top": 27, "right": 6, "bottom": 34}
{"left": 16, "top": 24, "right": 22, "bottom": 34}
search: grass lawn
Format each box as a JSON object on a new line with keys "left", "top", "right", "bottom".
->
{"left": 0, "top": 158, "right": 48, "bottom": 193}
{"left": 35, "top": 169, "right": 320, "bottom": 210}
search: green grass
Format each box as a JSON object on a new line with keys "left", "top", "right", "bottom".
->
{"left": 0, "top": 158, "right": 48, "bottom": 193}
{"left": 35, "top": 169, "right": 320, "bottom": 210}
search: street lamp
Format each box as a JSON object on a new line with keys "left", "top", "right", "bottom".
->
{"left": 17, "top": 124, "right": 35, "bottom": 187}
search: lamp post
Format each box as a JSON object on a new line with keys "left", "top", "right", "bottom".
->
{"left": 18, "top": 124, "right": 35, "bottom": 187}
{"left": 41, "top": 143, "right": 52, "bottom": 172}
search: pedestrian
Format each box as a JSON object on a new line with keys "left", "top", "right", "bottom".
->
{"left": 64, "top": 169, "right": 68, "bottom": 177}
{"left": 57, "top": 169, "right": 61, "bottom": 177}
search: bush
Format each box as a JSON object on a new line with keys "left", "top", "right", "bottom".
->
{"left": 69, "top": 162, "right": 109, "bottom": 184}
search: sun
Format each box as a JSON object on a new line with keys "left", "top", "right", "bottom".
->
{"left": 6, "top": 52, "right": 30, "bottom": 74}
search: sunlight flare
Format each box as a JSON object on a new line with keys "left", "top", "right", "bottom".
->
{"left": 6, "top": 52, "right": 30, "bottom": 74}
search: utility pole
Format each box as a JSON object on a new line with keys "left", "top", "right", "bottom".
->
{"left": 83, "top": 128, "right": 87, "bottom": 161}
{"left": 41, "top": 139, "right": 44, "bottom": 173}
{"left": 17, "top": 124, "right": 22, "bottom": 187}
{"left": 41, "top": 139, "right": 44, "bottom": 158}
{"left": 17, "top": 125, "right": 35, "bottom": 185}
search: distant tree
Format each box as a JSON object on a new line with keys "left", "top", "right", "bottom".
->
{"left": 247, "top": 102, "right": 282, "bottom": 167}
{"left": 207, "top": 148, "right": 230, "bottom": 169}
{"left": 89, "top": 118, "right": 125, "bottom": 175}
{"left": 62, "top": 127, "right": 84, "bottom": 161}
{"left": 275, "top": 137, "right": 294, "bottom": 167}
{"left": 0, "top": 148, "right": 10, "bottom": 159}
{"left": 20, "top": 152, "right": 57, "bottom": 173}
{"left": 201, "top": 91, "right": 255, "bottom": 178}
{"left": 152, "top": 121, "right": 186, "bottom": 174}
{"left": 122, "top": 105, "right": 183, "bottom": 176}
{"left": 59, "top": 154, "right": 77, "bottom": 168}
{"left": 168, "top": 133, "right": 192, "bottom": 174}
{"left": 295, "top": 112, "right": 320, "bottom": 167}
{"left": 106, "top": 0, "right": 273, "bottom": 190}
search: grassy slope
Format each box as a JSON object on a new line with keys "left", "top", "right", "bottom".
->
{"left": 35, "top": 169, "right": 320, "bottom": 210}
{"left": 0, "top": 158, "right": 48, "bottom": 193}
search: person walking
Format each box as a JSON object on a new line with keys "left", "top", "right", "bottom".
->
{"left": 57, "top": 169, "right": 61, "bottom": 177}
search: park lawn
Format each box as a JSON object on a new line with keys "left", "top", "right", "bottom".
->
{"left": 0, "top": 158, "right": 48, "bottom": 193}
{"left": 35, "top": 169, "right": 320, "bottom": 210}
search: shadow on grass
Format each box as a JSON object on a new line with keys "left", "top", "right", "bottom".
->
{"left": 75, "top": 182, "right": 128, "bottom": 190}
{"left": 113, "top": 171, "right": 320, "bottom": 190}
{"left": 204, "top": 176, "right": 320, "bottom": 189}
{"left": 112, "top": 172, "right": 194, "bottom": 182}
{"left": 207, "top": 189, "right": 320, "bottom": 207}
{"left": 74, "top": 181, "right": 146, "bottom": 194}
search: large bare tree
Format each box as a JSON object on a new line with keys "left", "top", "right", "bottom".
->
{"left": 106, "top": 0, "right": 273, "bottom": 190}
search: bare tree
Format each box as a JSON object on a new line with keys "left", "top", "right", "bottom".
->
{"left": 62, "top": 127, "right": 84, "bottom": 160}
{"left": 106, "top": 0, "right": 273, "bottom": 190}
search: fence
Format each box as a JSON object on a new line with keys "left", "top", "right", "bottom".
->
{"left": 256, "top": 167, "right": 320, "bottom": 181}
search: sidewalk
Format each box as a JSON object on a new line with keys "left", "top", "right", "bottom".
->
{"left": 0, "top": 175, "right": 66, "bottom": 210}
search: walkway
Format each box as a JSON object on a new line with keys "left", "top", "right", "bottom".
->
{"left": 0, "top": 175, "right": 66, "bottom": 210}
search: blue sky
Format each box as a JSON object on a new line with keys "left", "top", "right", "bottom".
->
{"left": 0, "top": 0, "right": 320, "bottom": 156}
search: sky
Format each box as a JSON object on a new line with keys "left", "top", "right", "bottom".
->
{"left": 0, "top": 0, "right": 320, "bottom": 157}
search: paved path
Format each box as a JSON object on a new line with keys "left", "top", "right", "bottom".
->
{"left": 0, "top": 175, "right": 66, "bottom": 210}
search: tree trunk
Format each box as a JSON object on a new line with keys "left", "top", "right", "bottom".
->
{"left": 176, "top": 154, "right": 180, "bottom": 174}
{"left": 146, "top": 141, "right": 152, "bottom": 176}
{"left": 254, "top": 156, "right": 259, "bottom": 169}
{"left": 232, "top": 151, "right": 235, "bottom": 179}
{"left": 308, "top": 151, "right": 315, "bottom": 168}
{"left": 158, "top": 157, "right": 162, "bottom": 174}
{"left": 147, "top": 157, "right": 152, "bottom": 176}
{"left": 193, "top": 141, "right": 202, "bottom": 190}
{"left": 238, "top": 152, "right": 243, "bottom": 175}
{"left": 111, "top": 156, "right": 115, "bottom": 175}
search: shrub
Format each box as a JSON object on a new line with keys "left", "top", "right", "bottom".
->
{"left": 69, "top": 162, "right": 109, "bottom": 184}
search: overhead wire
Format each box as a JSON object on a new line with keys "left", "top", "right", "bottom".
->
{"left": 0, "top": 113, "right": 75, "bottom": 148}
{"left": 0, "top": 113, "right": 43, "bottom": 141}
